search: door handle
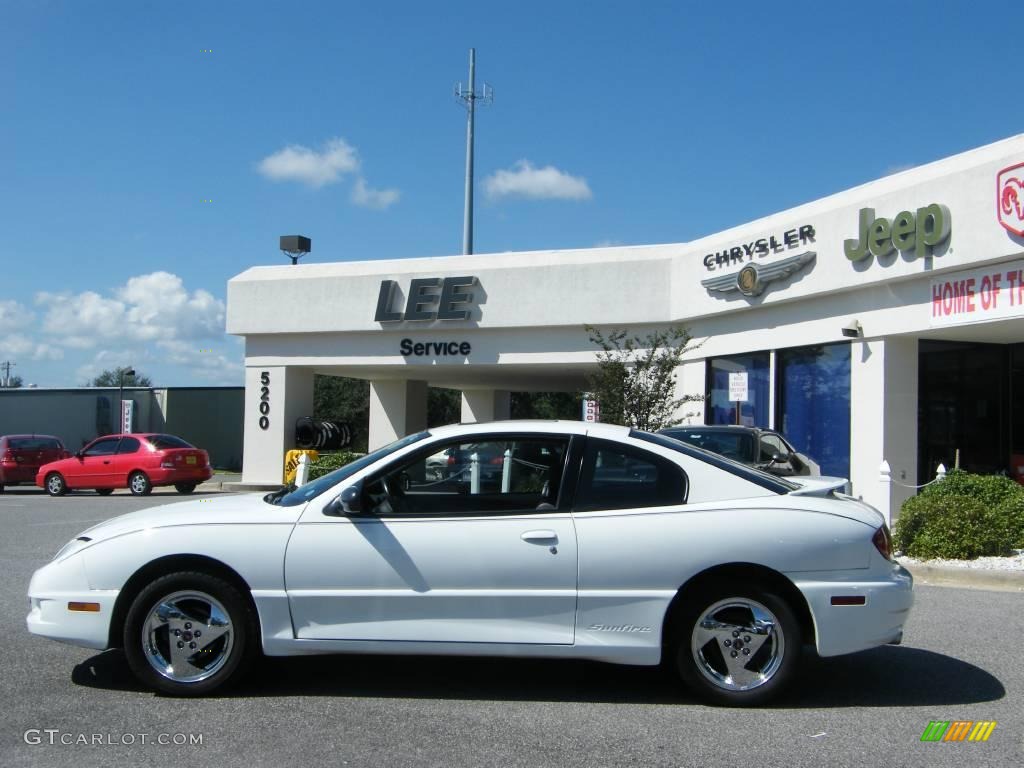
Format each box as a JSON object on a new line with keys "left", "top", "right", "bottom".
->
{"left": 521, "top": 530, "right": 558, "bottom": 543}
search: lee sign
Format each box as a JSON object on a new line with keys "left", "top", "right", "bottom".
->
{"left": 930, "top": 260, "right": 1024, "bottom": 326}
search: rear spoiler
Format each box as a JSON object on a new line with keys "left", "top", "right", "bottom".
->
{"left": 787, "top": 476, "right": 851, "bottom": 497}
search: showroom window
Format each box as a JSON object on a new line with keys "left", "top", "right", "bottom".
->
{"left": 706, "top": 353, "right": 770, "bottom": 427}
{"left": 776, "top": 343, "right": 851, "bottom": 479}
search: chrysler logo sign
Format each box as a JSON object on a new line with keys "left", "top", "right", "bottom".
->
{"left": 702, "top": 251, "right": 816, "bottom": 298}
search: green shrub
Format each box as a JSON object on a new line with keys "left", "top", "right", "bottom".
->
{"left": 308, "top": 451, "right": 364, "bottom": 481}
{"left": 894, "top": 470, "right": 1024, "bottom": 559}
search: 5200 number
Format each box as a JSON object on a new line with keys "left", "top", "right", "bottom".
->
{"left": 258, "top": 371, "right": 270, "bottom": 430}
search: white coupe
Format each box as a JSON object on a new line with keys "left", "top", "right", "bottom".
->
{"left": 27, "top": 421, "right": 913, "bottom": 706}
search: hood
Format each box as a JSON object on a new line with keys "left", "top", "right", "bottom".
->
{"left": 76, "top": 492, "right": 301, "bottom": 544}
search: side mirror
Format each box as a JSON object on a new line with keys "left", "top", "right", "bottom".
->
{"left": 75, "top": 451, "right": 84, "bottom": 459}
{"left": 769, "top": 451, "right": 790, "bottom": 465}
{"left": 325, "top": 482, "right": 363, "bottom": 517}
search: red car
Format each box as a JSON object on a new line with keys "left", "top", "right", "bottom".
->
{"left": 36, "top": 433, "right": 212, "bottom": 497}
{"left": 0, "top": 434, "right": 70, "bottom": 492}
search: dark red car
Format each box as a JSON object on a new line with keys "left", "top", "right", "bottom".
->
{"left": 36, "top": 433, "right": 212, "bottom": 497}
{"left": 0, "top": 435, "right": 70, "bottom": 492}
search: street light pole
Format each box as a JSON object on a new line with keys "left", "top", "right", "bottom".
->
{"left": 118, "top": 367, "right": 135, "bottom": 434}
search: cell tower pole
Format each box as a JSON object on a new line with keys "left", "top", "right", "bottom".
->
{"left": 462, "top": 48, "right": 477, "bottom": 255}
{"left": 456, "top": 48, "right": 492, "bottom": 255}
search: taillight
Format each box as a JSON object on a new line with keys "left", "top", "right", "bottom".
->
{"left": 1, "top": 451, "right": 12, "bottom": 462}
{"left": 160, "top": 460, "right": 175, "bottom": 469}
{"left": 872, "top": 525, "right": 893, "bottom": 561}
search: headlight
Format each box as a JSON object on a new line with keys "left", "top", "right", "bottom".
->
{"left": 53, "top": 536, "right": 92, "bottom": 562}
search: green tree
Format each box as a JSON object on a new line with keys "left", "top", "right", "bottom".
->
{"left": 1, "top": 374, "right": 23, "bottom": 388}
{"left": 91, "top": 367, "right": 152, "bottom": 387}
{"left": 313, "top": 376, "right": 370, "bottom": 452}
{"left": 511, "top": 391, "right": 581, "bottom": 420}
{"left": 584, "top": 324, "right": 703, "bottom": 431}
{"left": 428, "top": 388, "right": 462, "bottom": 427}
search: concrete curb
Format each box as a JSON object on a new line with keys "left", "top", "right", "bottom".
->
{"left": 902, "top": 562, "right": 1024, "bottom": 592}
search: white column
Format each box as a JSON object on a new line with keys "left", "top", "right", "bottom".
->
{"left": 850, "top": 337, "right": 918, "bottom": 522}
{"left": 460, "top": 389, "right": 511, "bottom": 423}
{"left": 673, "top": 359, "right": 706, "bottom": 425}
{"left": 368, "top": 380, "right": 428, "bottom": 451}
{"left": 241, "top": 366, "right": 314, "bottom": 484}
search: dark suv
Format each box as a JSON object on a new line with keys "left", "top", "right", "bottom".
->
{"left": 0, "top": 435, "right": 69, "bottom": 492}
{"left": 658, "top": 425, "right": 819, "bottom": 477}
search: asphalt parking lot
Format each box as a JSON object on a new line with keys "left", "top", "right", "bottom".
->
{"left": 1, "top": 487, "right": 1021, "bottom": 768}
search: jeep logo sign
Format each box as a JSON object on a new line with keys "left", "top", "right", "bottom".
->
{"left": 375, "top": 276, "right": 478, "bottom": 322}
{"left": 844, "top": 204, "right": 951, "bottom": 262}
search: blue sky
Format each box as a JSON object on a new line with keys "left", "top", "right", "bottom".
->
{"left": 2, "top": 0, "right": 1022, "bottom": 387}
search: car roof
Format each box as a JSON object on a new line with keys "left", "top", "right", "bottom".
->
{"left": 661, "top": 425, "right": 767, "bottom": 435}
{"left": 428, "top": 420, "right": 630, "bottom": 440}
{"left": 1, "top": 434, "right": 63, "bottom": 440}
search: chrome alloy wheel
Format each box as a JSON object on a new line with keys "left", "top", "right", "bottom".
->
{"left": 690, "top": 597, "right": 785, "bottom": 692}
{"left": 141, "top": 590, "right": 234, "bottom": 684}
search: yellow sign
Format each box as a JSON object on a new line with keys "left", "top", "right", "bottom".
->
{"left": 283, "top": 450, "right": 319, "bottom": 484}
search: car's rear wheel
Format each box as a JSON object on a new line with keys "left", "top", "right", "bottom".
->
{"left": 45, "top": 473, "right": 67, "bottom": 497}
{"left": 128, "top": 471, "right": 152, "bottom": 496}
{"left": 175, "top": 483, "right": 197, "bottom": 495}
{"left": 96, "top": 488, "right": 114, "bottom": 496}
{"left": 672, "top": 584, "right": 800, "bottom": 706}
{"left": 123, "top": 571, "right": 257, "bottom": 696}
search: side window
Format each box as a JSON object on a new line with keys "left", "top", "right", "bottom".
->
{"left": 759, "top": 435, "right": 786, "bottom": 462}
{"left": 117, "top": 437, "right": 141, "bottom": 454}
{"left": 366, "top": 436, "right": 570, "bottom": 516}
{"left": 83, "top": 438, "right": 119, "bottom": 457}
{"left": 575, "top": 438, "right": 687, "bottom": 511}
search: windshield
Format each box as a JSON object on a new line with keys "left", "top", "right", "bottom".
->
{"left": 267, "top": 430, "right": 431, "bottom": 507}
{"left": 632, "top": 429, "right": 799, "bottom": 493}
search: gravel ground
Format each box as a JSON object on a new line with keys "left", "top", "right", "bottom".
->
{"left": 898, "top": 550, "right": 1024, "bottom": 571}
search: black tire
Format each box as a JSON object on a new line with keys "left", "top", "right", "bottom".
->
{"left": 175, "top": 483, "right": 197, "bottom": 495}
{"left": 122, "top": 571, "right": 258, "bottom": 696}
{"left": 671, "top": 583, "right": 801, "bottom": 707}
{"left": 45, "top": 472, "right": 67, "bottom": 497}
{"left": 96, "top": 488, "right": 114, "bottom": 496}
{"left": 128, "top": 471, "right": 152, "bottom": 496}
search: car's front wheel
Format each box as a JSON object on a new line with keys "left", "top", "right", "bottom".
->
{"left": 123, "top": 571, "right": 257, "bottom": 696}
{"left": 45, "top": 473, "right": 67, "bottom": 497}
{"left": 672, "top": 584, "right": 800, "bottom": 706}
{"left": 128, "top": 471, "right": 152, "bottom": 496}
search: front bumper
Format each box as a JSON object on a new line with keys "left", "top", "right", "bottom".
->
{"left": 26, "top": 555, "right": 116, "bottom": 650}
{"left": 795, "top": 564, "right": 914, "bottom": 657}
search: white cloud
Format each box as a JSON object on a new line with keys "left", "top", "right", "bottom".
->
{"left": 351, "top": 177, "right": 400, "bottom": 210}
{"left": 0, "top": 333, "right": 63, "bottom": 361}
{"left": 155, "top": 341, "right": 243, "bottom": 385}
{"left": 36, "top": 271, "right": 225, "bottom": 349}
{"left": 484, "top": 160, "right": 593, "bottom": 201}
{"left": 0, "top": 299, "right": 34, "bottom": 332}
{"left": 257, "top": 137, "right": 360, "bottom": 188}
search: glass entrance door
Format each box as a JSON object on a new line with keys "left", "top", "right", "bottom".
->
{"left": 918, "top": 341, "right": 1009, "bottom": 481}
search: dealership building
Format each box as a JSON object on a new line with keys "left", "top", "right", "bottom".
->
{"left": 227, "top": 133, "right": 1024, "bottom": 521}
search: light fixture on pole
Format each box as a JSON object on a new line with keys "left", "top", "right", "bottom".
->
{"left": 119, "top": 367, "right": 135, "bottom": 434}
{"left": 280, "top": 235, "right": 311, "bottom": 265}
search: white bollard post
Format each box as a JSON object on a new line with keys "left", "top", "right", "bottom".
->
{"left": 936, "top": 463, "right": 946, "bottom": 482}
{"left": 501, "top": 448, "right": 512, "bottom": 493}
{"left": 879, "top": 460, "right": 893, "bottom": 528}
{"left": 295, "top": 452, "right": 311, "bottom": 487}
{"left": 470, "top": 452, "right": 480, "bottom": 495}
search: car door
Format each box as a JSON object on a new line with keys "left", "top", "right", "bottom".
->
{"left": 109, "top": 436, "right": 142, "bottom": 487}
{"left": 284, "top": 434, "right": 579, "bottom": 645}
{"left": 66, "top": 437, "right": 121, "bottom": 488}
